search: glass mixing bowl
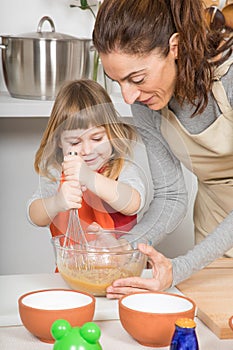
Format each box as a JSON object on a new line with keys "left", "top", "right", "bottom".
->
{"left": 52, "top": 230, "right": 148, "bottom": 296}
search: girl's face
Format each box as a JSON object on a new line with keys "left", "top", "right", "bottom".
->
{"left": 100, "top": 46, "right": 178, "bottom": 111}
{"left": 60, "top": 126, "right": 113, "bottom": 171}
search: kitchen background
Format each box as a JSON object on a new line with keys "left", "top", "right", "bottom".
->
{"left": 0, "top": 0, "right": 197, "bottom": 275}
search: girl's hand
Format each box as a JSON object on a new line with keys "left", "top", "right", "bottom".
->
{"left": 106, "top": 244, "right": 173, "bottom": 299}
{"left": 62, "top": 154, "right": 93, "bottom": 185}
{"left": 86, "top": 223, "right": 131, "bottom": 251}
{"left": 55, "top": 180, "right": 83, "bottom": 212}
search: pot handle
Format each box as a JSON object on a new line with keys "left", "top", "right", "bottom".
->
{"left": 0, "top": 37, "right": 7, "bottom": 50}
{"left": 37, "top": 16, "right": 56, "bottom": 33}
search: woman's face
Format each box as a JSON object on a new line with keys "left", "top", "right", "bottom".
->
{"left": 100, "top": 47, "right": 177, "bottom": 110}
{"left": 60, "top": 126, "right": 113, "bottom": 171}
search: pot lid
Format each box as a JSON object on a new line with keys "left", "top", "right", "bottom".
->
{"left": 14, "top": 16, "right": 88, "bottom": 41}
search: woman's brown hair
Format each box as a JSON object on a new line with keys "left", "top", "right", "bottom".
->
{"left": 93, "top": 0, "right": 233, "bottom": 115}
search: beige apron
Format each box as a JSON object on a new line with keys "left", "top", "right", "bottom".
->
{"left": 161, "top": 58, "right": 233, "bottom": 257}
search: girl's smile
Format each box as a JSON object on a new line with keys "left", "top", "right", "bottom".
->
{"left": 60, "top": 126, "right": 112, "bottom": 171}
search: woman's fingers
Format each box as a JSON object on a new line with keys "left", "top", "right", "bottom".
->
{"left": 111, "top": 276, "right": 162, "bottom": 291}
{"left": 137, "top": 243, "right": 160, "bottom": 260}
{"left": 106, "top": 277, "right": 162, "bottom": 299}
{"left": 138, "top": 243, "right": 173, "bottom": 290}
{"left": 106, "top": 288, "right": 149, "bottom": 299}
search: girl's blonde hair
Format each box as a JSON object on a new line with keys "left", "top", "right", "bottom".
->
{"left": 35, "top": 79, "right": 138, "bottom": 180}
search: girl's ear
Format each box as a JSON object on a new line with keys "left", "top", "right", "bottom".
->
{"left": 169, "top": 33, "right": 179, "bottom": 59}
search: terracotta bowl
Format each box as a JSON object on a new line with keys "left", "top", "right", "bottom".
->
{"left": 18, "top": 289, "right": 95, "bottom": 343}
{"left": 119, "top": 291, "right": 196, "bottom": 348}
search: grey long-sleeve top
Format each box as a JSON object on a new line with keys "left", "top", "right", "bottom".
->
{"left": 129, "top": 59, "right": 233, "bottom": 286}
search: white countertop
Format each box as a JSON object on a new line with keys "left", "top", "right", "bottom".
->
{"left": 1, "top": 272, "right": 233, "bottom": 349}
{"left": 0, "top": 91, "right": 132, "bottom": 117}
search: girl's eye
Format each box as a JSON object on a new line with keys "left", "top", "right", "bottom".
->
{"left": 93, "top": 136, "right": 103, "bottom": 142}
{"left": 70, "top": 141, "right": 80, "bottom": 146}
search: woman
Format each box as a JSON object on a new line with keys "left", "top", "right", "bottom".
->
{"left": 27, "top": 79, "right": 153, "bottom": 238}
{"left": 92, "top": 0, "right": 233, "bottom": 297}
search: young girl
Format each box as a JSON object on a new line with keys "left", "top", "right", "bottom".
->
{"left": 27, "top": 79, "right": 153, "bottom": 237}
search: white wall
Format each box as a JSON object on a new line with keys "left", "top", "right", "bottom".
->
{"left": 0, "top": 117, "right": 55, "bottom": 274}
{"left": 0, "top": 0, "right": 197, "bottom": 275}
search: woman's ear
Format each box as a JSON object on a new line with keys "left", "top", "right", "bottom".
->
{"left": 169, "top": 33, "right": 179, "bottom": 59}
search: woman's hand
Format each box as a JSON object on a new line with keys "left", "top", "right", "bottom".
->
{"left": 106, "top": 243, "right": 173, "bottom": 299}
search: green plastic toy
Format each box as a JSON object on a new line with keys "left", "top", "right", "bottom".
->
{"left": 51, "top": 319, "right": 102, "bottom": 350}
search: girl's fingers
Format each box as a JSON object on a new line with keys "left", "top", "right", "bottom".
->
{"left": 86, "top": 222, "right": 103, "bottom": 233}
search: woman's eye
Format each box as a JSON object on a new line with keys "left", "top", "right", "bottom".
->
{"left": 70, "top": 141, "right": 80, "bottom": 146}
{"left": 131, "top": 76, "right": 145, "bottom": 84}
{"left": 132, "top": 78, "right": 144, "bottom": 84}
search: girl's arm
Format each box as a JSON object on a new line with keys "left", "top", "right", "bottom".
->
{"left": 63, "top": 155, "right": 141, "bottom": 216}
{"left": 87, "top": 171, "right": 141, "bottom": 215}
{"left": 29, "top": 196, "right": 60, "bottom": 226}
{"left": 28, "top": 177, "right": 82, "bottom": 226}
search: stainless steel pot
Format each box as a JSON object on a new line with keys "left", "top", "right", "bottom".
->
{"left": 0, "top": 16, "right": 91, "bottom": 100}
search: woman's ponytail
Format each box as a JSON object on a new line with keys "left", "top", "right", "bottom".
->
{"left": 170, "top": 0, "right": 213, "bottom": 114}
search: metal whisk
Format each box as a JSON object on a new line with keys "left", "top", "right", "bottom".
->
{"left": 62, "top": 208, "right": 92, "bottom": 271}
{"left": 63, "top": 208, "right": 88, "bottom": 248}
{"left": 62, "top": 151, "right": 89, "bottom": 249}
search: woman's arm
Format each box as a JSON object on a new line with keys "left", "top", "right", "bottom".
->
{"left": 106, "top": 210, "right": 233, "bottom": 298}
{"left": 171, "top": 210, "right": 233, "bottom": 285}
{"left": 127, "top": 103, "right": 188, "bottom": 244}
